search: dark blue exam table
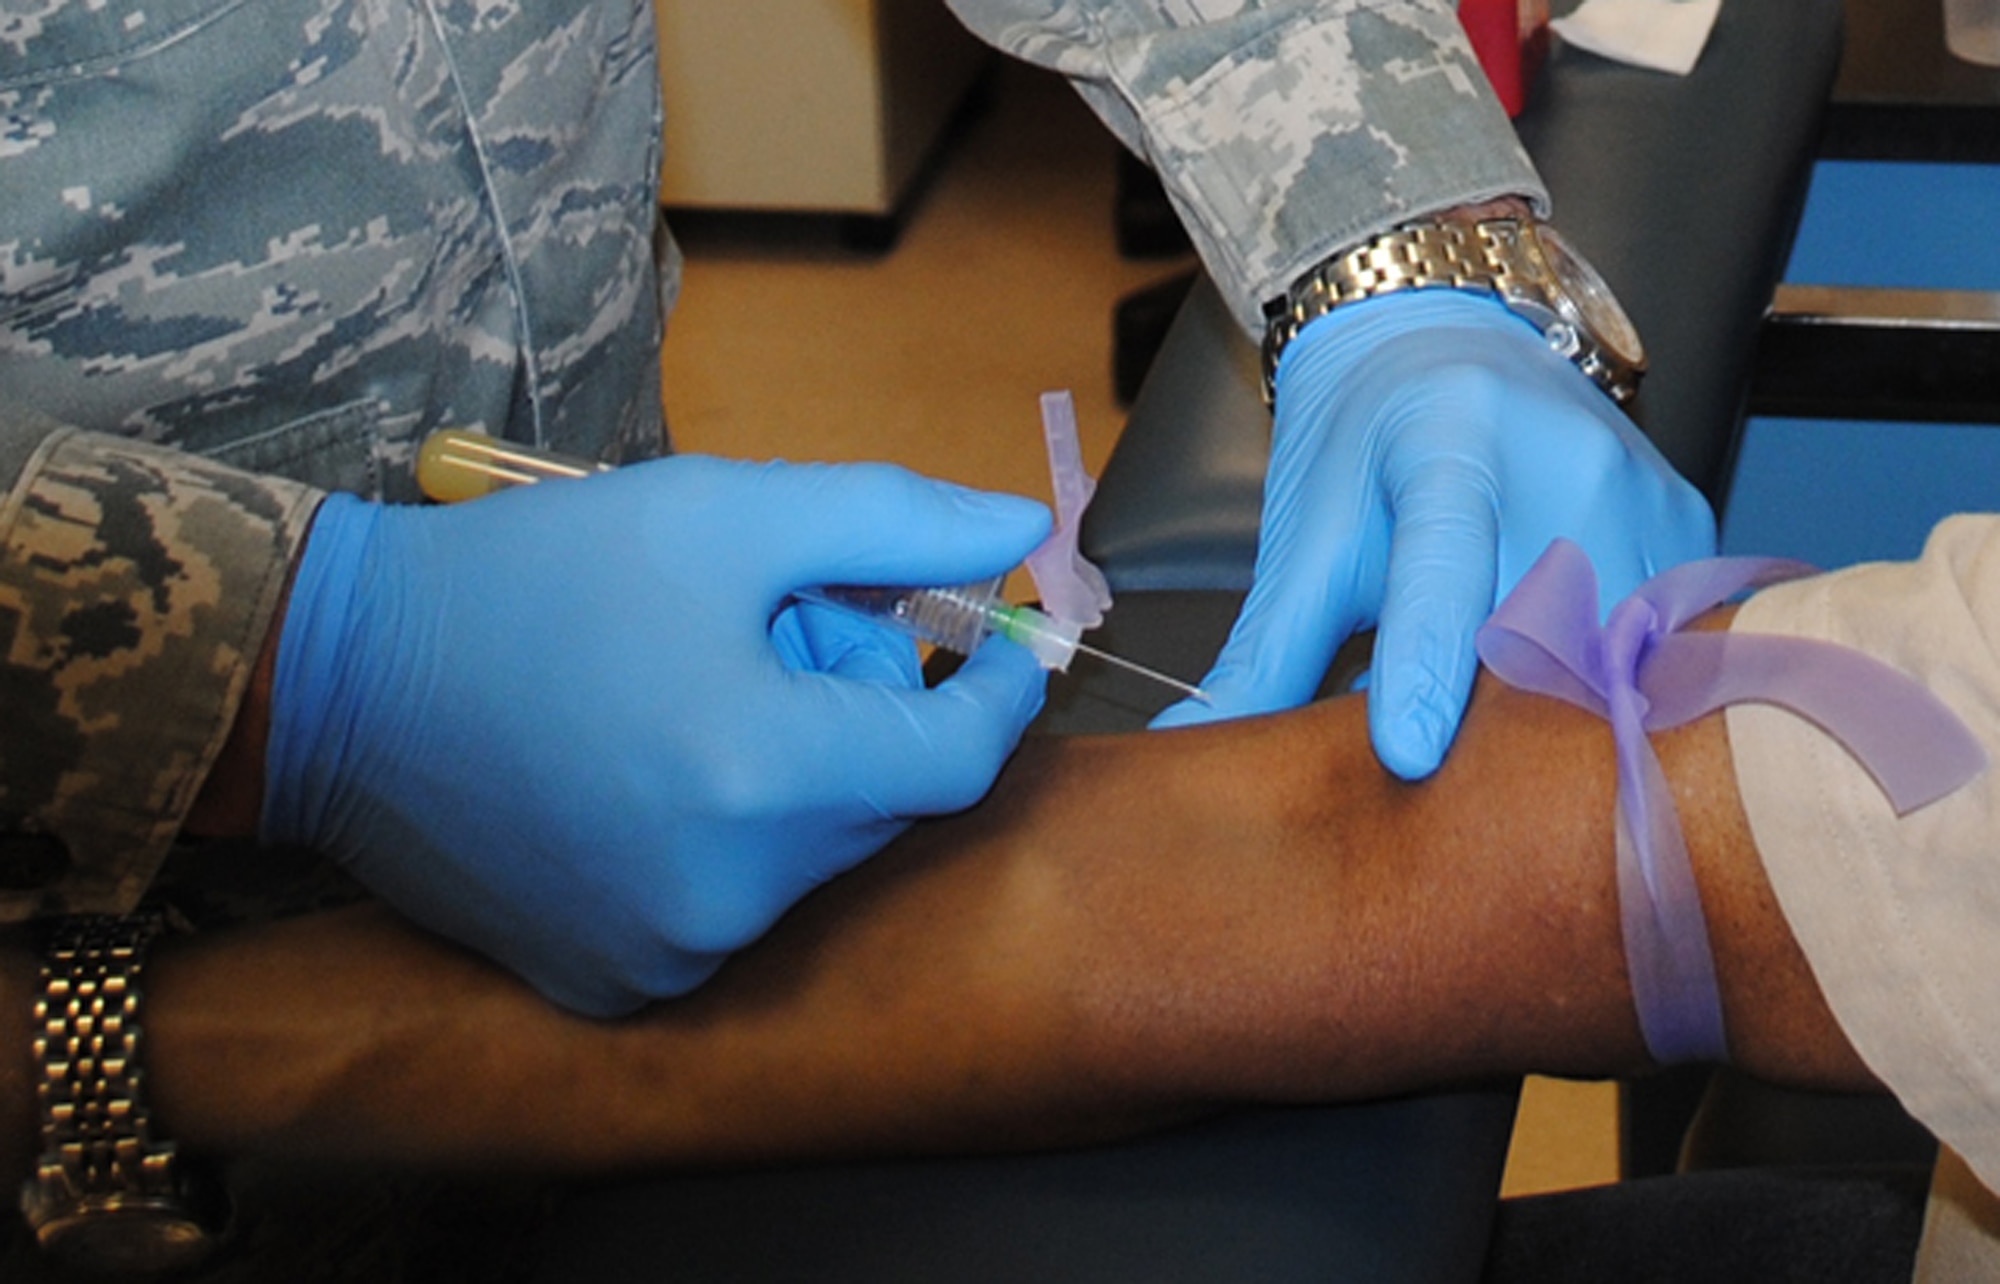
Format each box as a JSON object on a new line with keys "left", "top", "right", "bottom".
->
{"left": 531, "top": 2, "right": 1845, "bottom": 1279}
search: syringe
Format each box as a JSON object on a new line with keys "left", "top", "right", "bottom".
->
{"left": 801, "top": 580, "right": 1208, "bottom": 700}
{"left": 415, "top": 430, "right": 1209, "bottom": 702}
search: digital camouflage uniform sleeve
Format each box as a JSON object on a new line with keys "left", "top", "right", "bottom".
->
{"left": 945, "top": 0, "right": 1549, "bottom": 335}
{"left": 0, "top": 426, "right": 319, "bottom": 920}
{"left": 2, "top": 0, "right": 667, "bottom": 920}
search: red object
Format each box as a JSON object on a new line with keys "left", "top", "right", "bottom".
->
{"left": 1458, "top": 0, "right": 1550, "bottom": 117}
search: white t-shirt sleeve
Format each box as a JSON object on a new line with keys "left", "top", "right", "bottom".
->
{"left": 1726, "top": 513, "right": 2000, "bottom": 1197}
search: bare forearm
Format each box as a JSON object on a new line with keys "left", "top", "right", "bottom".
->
{"left": 6, "top": 661, "right": 1871, "bottom": 1180}
{"left": 613, "top": 662, "right": 1868, "bottom": 1143}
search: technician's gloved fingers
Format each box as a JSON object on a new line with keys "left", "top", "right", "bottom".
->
{"left": 777, "top": 599, "right": 926, "bottom": 688}
{"left": 792, "top": 636, "right": 1048, "bottom": 844}
{"left": 1151, "top": 314, "right": 1386, "bottom": 731}
{"left": 1566, "top": 469, "right": 1718, "bottom": 615}
{"left": 1366, "top": 453, "right": 1504, "bottom": 780}
{"left": 906, "top": 634, "right": 1049, "bottom": 802}
{"left": 707, "top": 457, "right": 1052, "bottom": 596}
{"left": 655, "top": 643, "right": 1046, "bottom": 923}
{"left": 1183, "top": 289, "right": 1715, "bottom": 778}
{"left": 1147, "top": 509, "right": 1374, "bottom": 729}
{"left": 1360, "top": 377, "right": 1711, "bottom": 777}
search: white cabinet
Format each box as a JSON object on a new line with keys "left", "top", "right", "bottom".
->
{"left": 654, "top": 0, "right": 989, "bottom": 217}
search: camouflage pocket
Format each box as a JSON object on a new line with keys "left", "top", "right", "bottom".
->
{"left": 0, "top": 0, "right": 252, "bottom": 88}
{"left": 199, "top": 398, "right": 388, "bottom": 498}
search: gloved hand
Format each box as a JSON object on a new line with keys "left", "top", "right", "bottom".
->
{"left": 1153, "top": 290, "right": 1715, "bottom": 778}
{"left": 263, "top": 456, "right": 1053, "bottom": 1016}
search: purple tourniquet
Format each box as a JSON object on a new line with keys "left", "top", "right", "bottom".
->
{"left": 1475, "top": 540, "right": 1988, "bottom": 1065}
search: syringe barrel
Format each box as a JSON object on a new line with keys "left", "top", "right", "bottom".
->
{"left": 804, "top": 577, "right": 1006, "bottom": 657}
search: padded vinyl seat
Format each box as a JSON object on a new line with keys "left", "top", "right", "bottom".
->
{"left": 1082, "top": 0, "right": 1847, "bottom": 591}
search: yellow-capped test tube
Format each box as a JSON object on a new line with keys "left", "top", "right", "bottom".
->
{"left": 416, "top": 429, "right": 604, "bottom": 503}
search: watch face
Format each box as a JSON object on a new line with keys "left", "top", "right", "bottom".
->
{"left": 1535, "top": 226, "right": 1646, "bottom": 366}
{"left": 37, "top": 1199, "right": 217, "bottom": 1275}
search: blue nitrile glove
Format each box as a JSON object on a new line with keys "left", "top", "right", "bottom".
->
{"left": 263, "top": 456, "right": 1053, "bottom": 1016}
{"left": 1153, "top": 290, "right": 1715, "bottom": 778}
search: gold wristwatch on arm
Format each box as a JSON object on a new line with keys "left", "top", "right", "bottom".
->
{"left": 1260, "top": 202, "right": 1647, "bottom": 405}
{"left": 19, "top": 910, "right": 225, "bottom": 1276}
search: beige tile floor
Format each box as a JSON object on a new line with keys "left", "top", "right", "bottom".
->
{"left": 660, "top": 56, "right": 1622, "bottom": 1199}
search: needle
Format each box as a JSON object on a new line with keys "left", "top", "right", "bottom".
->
{"left": 1073, "top": 640, "right": 1211, "bottom": 704}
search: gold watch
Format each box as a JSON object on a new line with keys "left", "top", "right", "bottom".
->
{"left": 19, "top": 911, "right": 225, "bottom": 1276}
{"left": 1260, "top": 212, "right": 1646, "bottom": 405}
